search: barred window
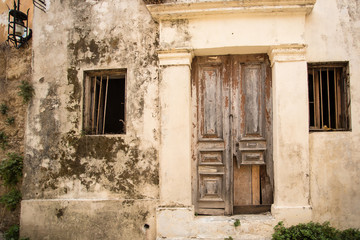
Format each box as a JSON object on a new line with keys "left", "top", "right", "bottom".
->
{"left": 83, "top": 69, "right": 126, "bottom": 135}
{"left": 308, "top": 62, "right": 350, "bottom": 131}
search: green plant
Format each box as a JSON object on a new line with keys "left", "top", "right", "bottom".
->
{"left": 0, "top": 188, "right": 21, "bottom": 211}
{"left": 272, "top": 221, "right": 360, "bottom": 240}
{"left": 18, "top": 81, "right": 34, "bottom": 103}
{"left": 225, "top": 237, "right": 233, "bottom": 240}
{"left": 234, "top": 219, "right": 241, "bottom": 227}
{"left": 6, "top": 116, "right": 15, "bottom": 126}
{"left": 2, "top": 224, "right": 29, "bottom": 240}
{"left": 0, "top": 103, "right": 8, "bottom": 115}
{"left": 0, "top": 153, "right": 23, "bottom": 186}
{"left": 0, "top": 131, "right": 8, "bottom": 150}
{"left": 4, "top": 224, "right": 19, "bottom": 240}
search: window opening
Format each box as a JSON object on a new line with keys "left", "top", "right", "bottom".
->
{"left": 84, "top": 70, "right": 126, "bottom": 135}
{"left": 308, "top": 63, "right": 350, "bottom": 131}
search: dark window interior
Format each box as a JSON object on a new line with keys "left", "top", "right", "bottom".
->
{"left": 308, "top": 63, "right": 350, "bottom": 131}
{"left": 84, "top": 70, "right": 126, "bottom": 135}
{"left": 104, "top": 76, "right": 125, "bottom": 134}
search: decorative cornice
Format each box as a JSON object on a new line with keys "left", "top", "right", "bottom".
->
{"left": 268, "top": 44, "right": 307, "bottom": 66}
{"left": 146, "top": 0, "right": 316, "bottom": 20}
{"left": 158, "top": 50, "right": 194, "bottom": 66}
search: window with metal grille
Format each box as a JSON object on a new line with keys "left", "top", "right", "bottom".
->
{"left": 83, "top": 69, "right": 126, "bottom": 135}
{"left": 308, "top": 62, "right": 351, "bottom": 131}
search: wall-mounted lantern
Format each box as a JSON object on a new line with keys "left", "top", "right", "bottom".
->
{"left": 7, "top": 0, "right": 32, "bottom": 48}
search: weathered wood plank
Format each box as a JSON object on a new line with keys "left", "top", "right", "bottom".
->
{"left": 233, "top": 205, "right": 271, "bottom": 214}
{"left": 234, "top": 165, "right": 251, "bottom": 205}
{"left": 251, "top": 165, "right": 260, "bottom": 205}
{"left": 260, "top": 165, "right": 273, "bottom": 204}
{"left": 244, "top": 65, "right": 262, "bottom": 137}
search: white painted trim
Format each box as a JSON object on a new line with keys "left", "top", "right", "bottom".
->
{"left": 272, "top": 205, "right": 312, "bottom": 210}
{"left": 158, "top": 50, "right": 194, "bottom": 66}
{"left": 146, "top": 0, "right": 316, "bottom": 20}
{"left": 268, "top": 44, "right": 307, "bottom": 66}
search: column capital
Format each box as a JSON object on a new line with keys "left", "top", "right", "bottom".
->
{"left": 158, "top": 49, "right": 194, "bottom": 66}
{"left": 268, "top": 44, "right": 307, "bottom": 66}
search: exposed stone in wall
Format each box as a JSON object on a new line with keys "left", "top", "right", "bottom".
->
{"left": 0, "top": 43, "right": 31, "bottom": 232}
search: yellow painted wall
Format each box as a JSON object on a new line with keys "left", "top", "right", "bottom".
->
{"left": 0, "top": 0, "right": 33, "bottom": 43}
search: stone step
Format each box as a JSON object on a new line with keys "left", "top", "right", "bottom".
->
{"left": 157, "top": 207, "right": 276, "bottom": 240}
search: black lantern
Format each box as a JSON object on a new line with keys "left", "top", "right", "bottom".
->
{"left": 7, "top": 0, "right": 32, "bottom": 48}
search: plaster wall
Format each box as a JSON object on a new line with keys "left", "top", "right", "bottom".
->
{"left": 19, "top": 0, "right": 360, "bottom": 239}
{"left": 154, "top": 0, "right": 360, "bottom": 238}
{"left": 21, "top": 0, "right": 160, "bottom": 239}
{"left": 160, "top": 14, "right": 305, "bottom": 51}
{"left": 305, "top": 0, "right": 360, "bottom": 229}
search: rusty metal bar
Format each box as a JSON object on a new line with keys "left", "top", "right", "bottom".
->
{"left": 334, "top": 68, "right": 338, "bottom": 129}
{"left": 312, "top": 69, "right": 316, "bottom": 127}
{"left": 123, "top": 74, "right": 127, "bottom": 133}
{"left": 102, "top": 76, "right": 109, "bottom": 134}
{"left": 327, "top": 69, "right": 331, "bottom": 128}
{"left": 91, "top": 76, "right": 97, "bottom": 133}
{"left": 96, "top": 75, "right": 103, "bottom": 134}
{"left": 319, "top": 70, "right": 323, "bottom": 128}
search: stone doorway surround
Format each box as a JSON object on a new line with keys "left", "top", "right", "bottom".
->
{"left": 145, "top": 0, "right": 317, "bottom": 239}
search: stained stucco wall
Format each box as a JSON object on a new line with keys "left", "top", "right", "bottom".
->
{"left": 19, "top": 0, "right": 360, "bottom": 239}
{"left": 20, "top": 0, "right": 160, "bottom": 239}
{"left": 306, "top": 0, "right": 360, "bottom": 229}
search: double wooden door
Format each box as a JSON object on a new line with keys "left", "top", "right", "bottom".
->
{"left": 191, "top": 54, "right": 273, "bottom": 215}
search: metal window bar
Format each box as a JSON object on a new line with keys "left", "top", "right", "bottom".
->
{"left": 102, "top": 76, "right": 109, "bottom": 134}
{"left": 327, "top": 69, "right": 331, "bottom": 128}
{"left": 319, "top": 69, "right": 323, "bottom": 128}
{"left": 309, "top": 64, "right": 349, "bottom": 130}
{"left": 96, "top": 76, "right": 103, "bottom": 134}
{"left": 90, "top": 75, "right": 110, "bottom": 135}
{"left": 33, "top": 0, "right": 46, "bottom": 12}
{"left": 91, "top": 76, "right": 97, "bottom": 133}
{"left": 334, "top": 68, "right": 338, "bottom": 129}
{"left": 312, "top": 69, "right": 316, "bottom": 128}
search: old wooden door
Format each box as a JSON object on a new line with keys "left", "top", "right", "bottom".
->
{"left": 191, "top": 55, "right": 273, "bottom": 215}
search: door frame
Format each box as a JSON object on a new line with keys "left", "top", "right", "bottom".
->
{"left": 191, "top": 54, "right": 273, "bottom": 215}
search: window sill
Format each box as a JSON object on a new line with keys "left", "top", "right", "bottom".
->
{"left": 309, "top": 129, "right": 352, "bottom": 133}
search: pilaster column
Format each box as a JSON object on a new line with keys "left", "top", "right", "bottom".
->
{"left": 158, "top": 50, "right": 194, "bottom": 206}
{"left": 269, "top": 45, "right": 312, "bottom": 225}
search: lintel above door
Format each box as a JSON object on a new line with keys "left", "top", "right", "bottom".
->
{"left": 144, "top": 0, "right": 316, "bottom": 21}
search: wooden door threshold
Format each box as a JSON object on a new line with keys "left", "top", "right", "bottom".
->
{"left": 233, "top": 204, "right": 271, "bottom": 214}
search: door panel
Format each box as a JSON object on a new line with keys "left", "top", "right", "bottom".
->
{"left": 192, "top": 54, "right": 272, "bottom": 215}
{"left": 192, "top": 56, "right": 231, "bottom": 215}
{"left": 200, "top": 67, "right": 223, "bottom": 140}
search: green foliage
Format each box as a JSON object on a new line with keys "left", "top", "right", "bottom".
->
{"left": 224, "top": 237, "right": 233, "bottom": 240}
{"left": 4, "top": 224, "right": 19, "bottom": 240}
{"left": 3, "top": 224, "right": 29, "bottom": 240}
{"left": 0, "top": 131, "right": 8, "bottom": 150}
{"left": 0, "top": 153, "right": 23, "bottom": 186}
{"left": 0, "top": 103, "right": 8, "bottom": 115}
{"left": 6, "top": 117, "right": 15, "bottom": 126}
{"left": 272, "top": 221, "right": 360, "bottom": 240}
{"left": 234, "top": 219, "right": 241, "bottom": 227}
{"left": 0, "top": 188, "right": 21, "bottom": 211}
{"left": 18, "top": 81, "right": 34, "bottom": 103}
